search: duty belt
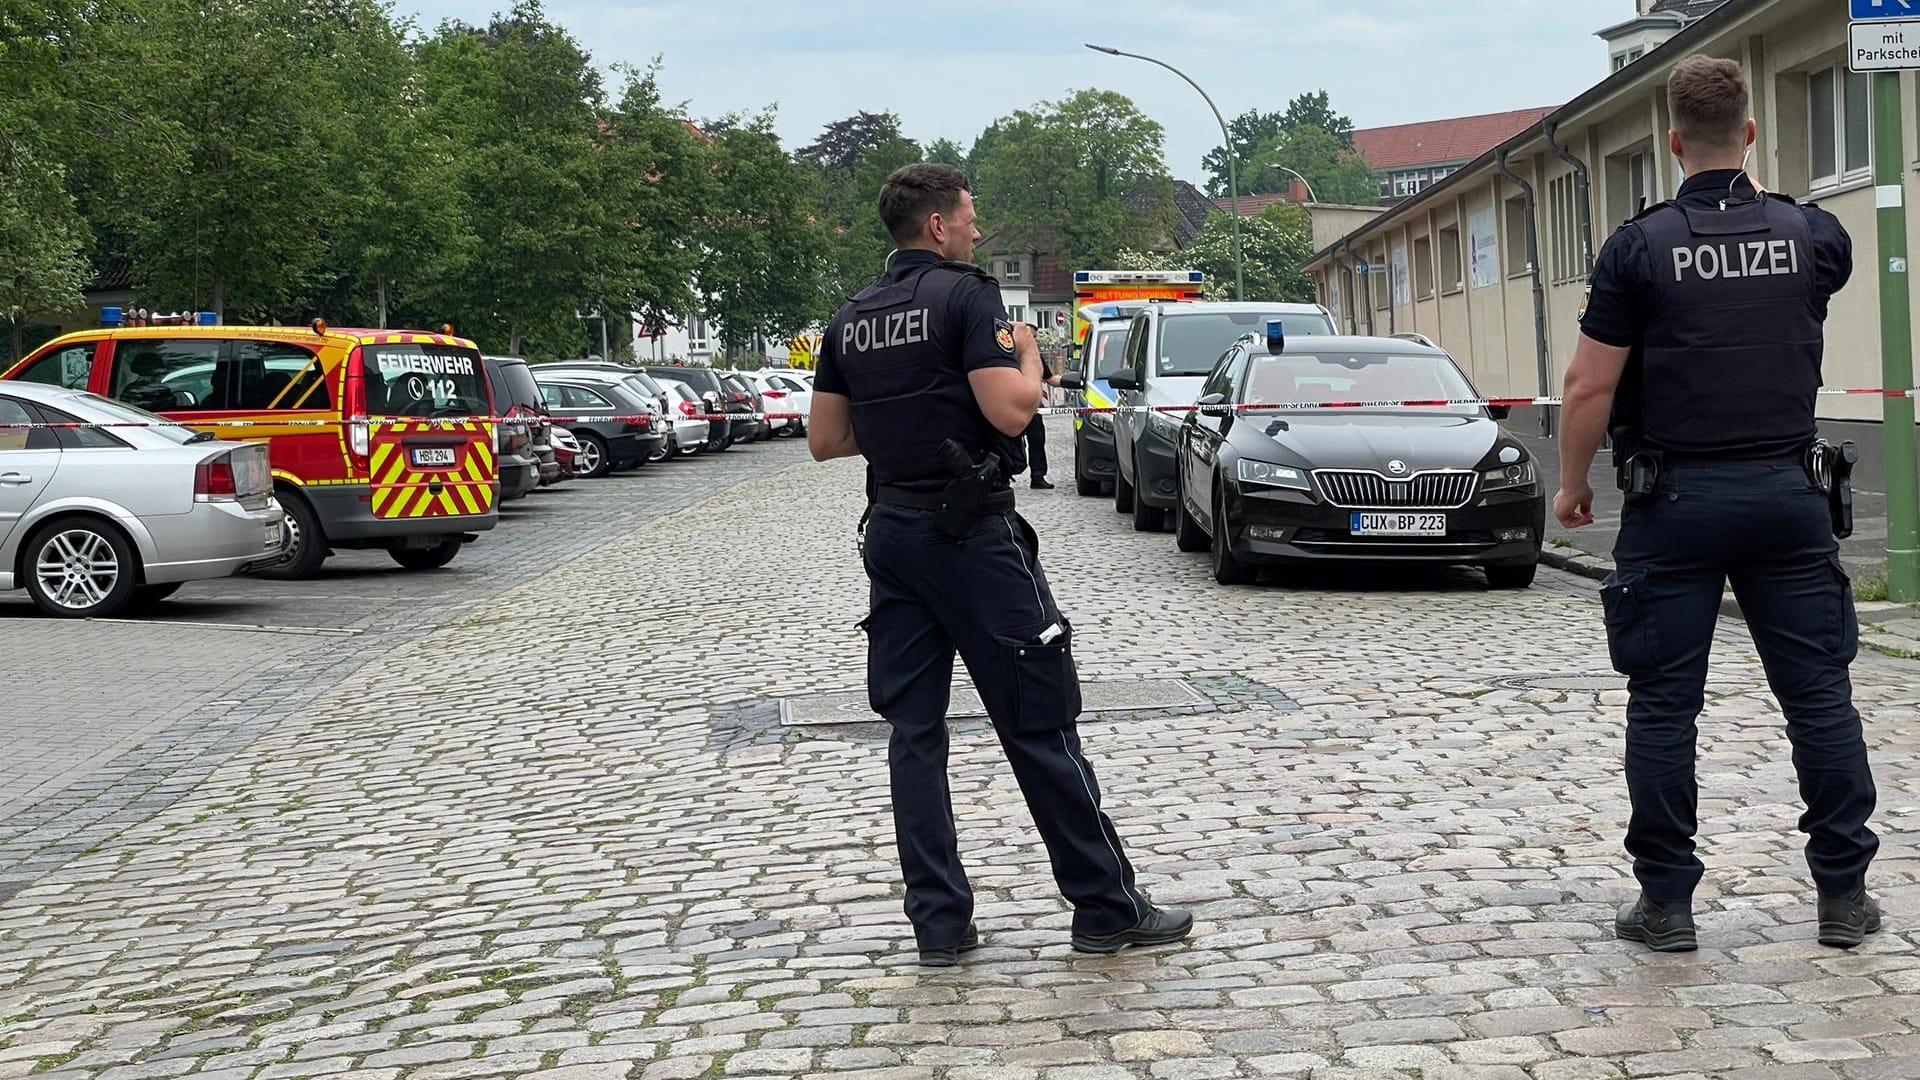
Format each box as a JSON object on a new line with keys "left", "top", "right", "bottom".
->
{"left": 1659, "top": 448, "right": 1804, "bottom": 467}
{"left": 871, "top": 485, "right": 1015, "bottom": 513}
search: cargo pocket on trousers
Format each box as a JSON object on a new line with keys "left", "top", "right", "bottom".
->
{"left": 994, "top": 619, "right": 1083, "bottom": 733}
{"left": 1599, "top": 571, "right": 1655, "bottom": 678}
{"left": 856, "top": 615, "right": 892, "bottom": 716}
{"left": 1828, "top": 556, "right": 1860, "bottom": 663}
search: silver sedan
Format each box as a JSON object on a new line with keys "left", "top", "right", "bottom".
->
{"left": 0, "top": 384, "right": 284, "bottom": 618}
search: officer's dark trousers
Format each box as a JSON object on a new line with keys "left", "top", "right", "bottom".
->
{"left": 1604, "top": 462, "right": 1878, "bottom": 901}
{"left": 860, "top": 503, "right": 1146, "bottom": 947}
{"left": 1025, "top": 414, "right": 1049, "bottom": 480}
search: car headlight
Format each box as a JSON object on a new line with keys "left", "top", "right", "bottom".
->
{"left": 1147, "top": 410, "right": 1181, "bottom": 435}
{"left": 1481, "top": 459, "right": 1537, "bottom": 491}
{"left": 1084, "top": 411, "right": 1111, "bottom": 431}
{"left": 1237, "top": 458, "right": 1312, "bottom": 491}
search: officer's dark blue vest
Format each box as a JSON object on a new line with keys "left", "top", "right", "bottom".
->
{"left": 828, "top": 255, "right": 1023, "bottom": 492}
{"left": 1620, "top": 193, "right": 1822, "bottom": 458}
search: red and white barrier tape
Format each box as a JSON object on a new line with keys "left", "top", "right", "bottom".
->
{"left": 0, "top": 385, "right": 1913, "bottom": 430}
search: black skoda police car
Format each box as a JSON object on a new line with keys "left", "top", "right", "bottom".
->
{"left": 1171, "top": 328, "right": 1545, "bottom": 588}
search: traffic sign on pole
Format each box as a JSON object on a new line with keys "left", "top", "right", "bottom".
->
{"left": 1854, "top": 0, "right": 1916, "bottom": 19}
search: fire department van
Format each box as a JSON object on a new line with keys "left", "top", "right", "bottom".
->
{"left": 2, "top": 311, "right": 500, "bottom": 579}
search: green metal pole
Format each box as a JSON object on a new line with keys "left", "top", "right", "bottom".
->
{"left": 1874, "top": 70, "right": 1920, "bottom": 601}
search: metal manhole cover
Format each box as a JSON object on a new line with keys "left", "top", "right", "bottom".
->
{"left": 779, "top": 679, "right": 1207, "bottom": 727}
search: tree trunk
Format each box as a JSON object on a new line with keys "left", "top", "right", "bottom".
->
{"left": 509, "top": 318, "right": 521, "bottom": 357}
{"left": 9, "top": 319, "right": 22, "bottom": 366}
{"left": 211, "top": 276, "right": 226, "bottom": 323}
{"left": 377, "top": 277, "right": 388, "bottom": 329}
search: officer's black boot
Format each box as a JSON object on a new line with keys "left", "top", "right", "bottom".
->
{"left": 1031, "top": 477, "right": 1054, "bottom": 490}
{"left": 1070, "top": 907, "right": 1194, "bottom": 954}
{"left": 1614, "top": 894, "right": 1697, "bottom": 952}
{"left": 917, "top": 923, "right": 980, "bottom": 967}
{"left": 1817, "top": 887, "right": 1882, "bottom": 948}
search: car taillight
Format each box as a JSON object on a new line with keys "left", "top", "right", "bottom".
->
{"left": 195, "top": 458, "right": 236, "bottom": 499}
{"left": 345, "top": 346, "right": 370, "bottom": 466}
{"left": 677, "top": 399, "right": 696, "bottom": 417}
{"left": 762, "top": 390, "right": 787, "bottom": 400}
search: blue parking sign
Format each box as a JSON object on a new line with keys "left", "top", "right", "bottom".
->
{"left": 1856, "top": 0, "right": 1918, "bottom": 20}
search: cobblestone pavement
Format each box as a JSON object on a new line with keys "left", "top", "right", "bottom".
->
{"left": 2, "top": 417, "right": 1919, "bottom": 1080}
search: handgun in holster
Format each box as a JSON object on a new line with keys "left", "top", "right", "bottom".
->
{"left": 932, "top": 438, "right": 1002, "bottom": 539}
{"left": 1807, "top": 438, "right": 1858, "bottom": 539}
{"left": 1612, "top": 426, "right": 1662, "bottom": 505}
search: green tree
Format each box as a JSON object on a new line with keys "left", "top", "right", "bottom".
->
{"left": 797, "top": 110, "right": 913, "bottom": 172}
{"left": 924, "top": 138, "right": 969, "bottom": 169}
{"left": 973, "top": 89, "right": 1172, "bottom": 268}
{"left": 324, "top": 1, "right": 474, "bottom": 329}
{"left": 1204, "top": 92, "right": 1365, "bottom": 198}
{"left": 1250, "top": 124, "right": 1381, "bottom": 206}
{"left": 413, "top": 1, "right": 611, "bottom": 356}
{"left": 698, "top": 114, "right": 828, "bottom": 359}
{"left": 0, "top": 151, "right": 92, "bottom": 360}
{"left": 1116, "top": 204, "right": 1315, "bottom": 304}
{"left": 592, "top": 62, "right": 718, "bottom": 353}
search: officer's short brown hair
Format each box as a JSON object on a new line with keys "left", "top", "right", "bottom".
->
{"left": 1667, "top": 55, "right": 1750, "bottom": 154}
{"left": 878, "top": 164, "right": 971, "bottom": 244}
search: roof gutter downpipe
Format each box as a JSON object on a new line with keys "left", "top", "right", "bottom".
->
{"left": 1542, "top": 116, "right": 1595, "bottom": 276}
{"left": 1494, "top": 144, "right": 1554, "bottom": 438}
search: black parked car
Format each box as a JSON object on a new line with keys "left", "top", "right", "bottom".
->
{"left": 641, "top": 366, "right": 735, "bottom": 451}
{"left": 1171, "top": 331, "right": 1544, "bottom": 589}
{"left": 531, "top": 372, "right": 666, "bottom": 478}
{"left": 719, "top": 372, "right": 769, "bottom": 443}
{"left": 482, "top": 355, "right": 544, "bottom": 502}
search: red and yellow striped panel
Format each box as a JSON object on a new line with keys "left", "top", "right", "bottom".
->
{"left": 368, "top": 420, "right": 497, "bottom": 519}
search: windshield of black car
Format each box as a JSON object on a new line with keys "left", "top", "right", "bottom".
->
{"left": 362, "top": 345, "right": 489, "bottom": 417}
{"left": 627, "top": 370, "right": 665, "bottom": 397}
{"left": 1155, "top": 311, "right": 1334, "bottom": 377}
{"left": 1091, "top": 327, "right": 1129, "bottom": 379}
{"left": 1241, "top": 352, "right": 1480, "bottom": 414}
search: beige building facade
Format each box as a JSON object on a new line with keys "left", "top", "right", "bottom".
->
{"left": 1305, "top": 0, "right": 1915, "bottom": 427}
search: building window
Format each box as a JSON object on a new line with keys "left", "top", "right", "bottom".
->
{"left": 1003, "top": 257, "right": 1023, "bottom": 283}
{"left": 687, "top": 314, "right": 711, "bottom": 353}
{"left": 1809, "top": 65, "right": 1872, "bottom": 189}
{"left": 1504, "top": 195, "right": 1531, "bottom": 278}
{"left": 1438, "top": 226, "right": 1463, "bottom": 295}
{"left": 1629, "top": 150, "right": 1653, "bottom": 216}
{"left": 1413, "top": 235, "right": 1434, "bottom": 299}
{"left": 1612, "top": 45, "right": 1645, "bottom": 72}
{"left": 1372, "top": 260, "right": 1389, "bottom": 309}
{"left": 1547, "top": 173, "right": 1583, "bottom": 285}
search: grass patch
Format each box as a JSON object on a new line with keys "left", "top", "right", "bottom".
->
{"left": 1856, "top": 574, "right": 1891, "bottom": 603}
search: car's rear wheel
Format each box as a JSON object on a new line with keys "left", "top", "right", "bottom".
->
{"left": 1113, "top": 460, "right": 1134, "bottom": 513}
{"left": 389, "top": 539, "right": 462, "bottom": 571}
{"left": 575, "top": 433, "right": 610, "bottom": 478}
{"left": 251, "top": 490, "right": 327, "bottom": 581}
{"left": 23, "top": 517, "right": 139, "bottom": 618}
{"left": 1486, "top": 561, "right": 1538, "bottom": 589}
{"left": 1173, "top": 481, "right": 1209, "bottom": 553}
{"left": 1210, "top": 488, "right": 1255, "bottom": 586}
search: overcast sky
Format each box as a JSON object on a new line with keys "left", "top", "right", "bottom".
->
{"left": 399, "top": 0, "right": 1635, "bottom": 184}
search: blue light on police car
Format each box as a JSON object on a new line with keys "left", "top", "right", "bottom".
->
{"left": 196, "top": 311, "right": 217, "bottom": 326}
{"left": 1188, "top": 271, "right": 1204, "bottom": 282}
{"left": 1266, "top": 319, "right": 1286, "bottom": 354}
{"left": 1075, "top": 271, "right": 1090, "bottom": 282}
{"left": 100, "top": 306, "right": 124, "bottom": 328}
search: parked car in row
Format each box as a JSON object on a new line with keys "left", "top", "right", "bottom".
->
{"left": 746, "top": 369, "right": 811, "bottom": 437}
{"left": 530, "top": 370, "right": 666, "bottom": 478}
{"left": 640, "top": 366, "right": 735, "bottom": 451}
{"left": 654, "top": 378, "right": 712, "bottom": 456}
{"left": 0, "top": 383, "right": 284, "bottom": 617}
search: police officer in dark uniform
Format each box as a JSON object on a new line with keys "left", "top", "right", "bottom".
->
{"left": 807, "top": 163, "right": 1192, "bottom": 965}
{"left": 1555, "top": 56, "right": 1880, "bottom": 951}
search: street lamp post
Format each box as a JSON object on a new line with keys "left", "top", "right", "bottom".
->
{"left": 1265, "top": 162, "right": 1318, "bottom": 204}
{"left": 1085, "top": 43, "right": 1242, "bottom": 301}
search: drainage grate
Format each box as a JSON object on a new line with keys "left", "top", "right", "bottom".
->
{"left": 779, "top": 679, "right": 1208, "bottom": 727}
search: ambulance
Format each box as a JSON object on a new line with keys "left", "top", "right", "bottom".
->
{"left": 2, "top": 312, "right": 500, "bottom": 579}
{"left": 1063, "top": 270, "right": 1204, "bottom": 496}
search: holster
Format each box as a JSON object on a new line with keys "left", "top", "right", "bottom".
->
{"left": 1612, "top": 427, "right": 1662, "bottom": 506}
{"left": 1808, "top": 438, "right": 1858, "bottom": 539}
{"left": 870, "top": 440, "right": 1011, "bottom": 540}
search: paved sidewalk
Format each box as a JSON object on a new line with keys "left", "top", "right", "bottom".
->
{"left": 0, "top": 419, "right": 1916, "bottom": 1080}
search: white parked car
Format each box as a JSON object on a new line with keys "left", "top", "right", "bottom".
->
{"left": 654, "top": 379, "right": 711, "bottom": 456}
{"left": 0, "top": 385, "right": 283, "bottom": 618}
{"left": 749, "top": 370, "right": 812, "bottom": 437}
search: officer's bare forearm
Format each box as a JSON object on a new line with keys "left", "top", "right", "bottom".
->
{"left": 810, "top": 430, "right": 859, "bottom": 461}
{"left": 1557, "top": 334, "right": 1632, "bottom": 487}
{"left": 1558, "top": 384, "right": 1611, "bottom": 487}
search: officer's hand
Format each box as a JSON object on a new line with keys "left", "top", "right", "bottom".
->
{"left": 1012, "top": 323, "right": 1038, "bottom": 354}
{"left": 1553, "top": 483, "right": 1595, "bottom": 529}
